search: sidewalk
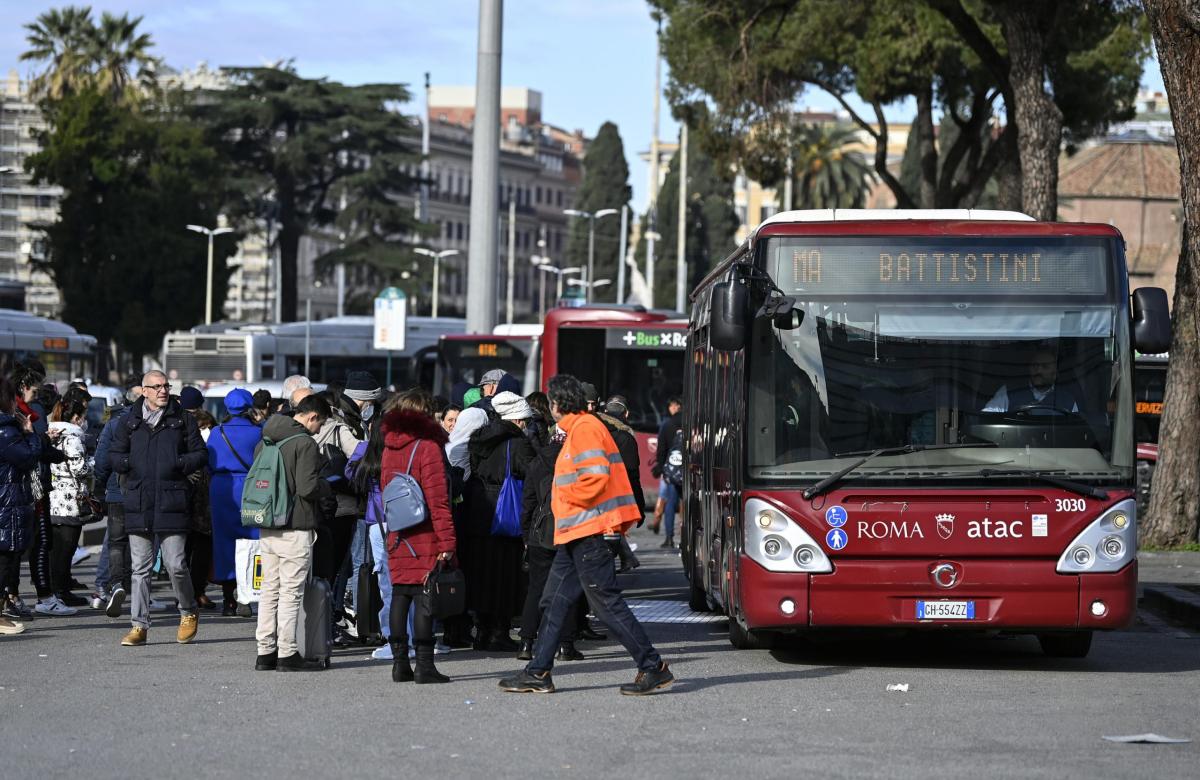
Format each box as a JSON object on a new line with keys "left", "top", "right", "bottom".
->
{"left": 1139, "top": 551, "right": 1200, "bottom": 629}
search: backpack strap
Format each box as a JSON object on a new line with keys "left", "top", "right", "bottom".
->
{"left": 219, "top": 425, "right": 252, "bottom": 471}
{"left": 404, "top": 440, "right": 420, "bottom": 474}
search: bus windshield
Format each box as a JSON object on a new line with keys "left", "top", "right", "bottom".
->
{"left": 437, "top": 338, "right": 533, "bottom": 395}
{"left": 747, "top": 235, "right": 1134, "bottom": 483}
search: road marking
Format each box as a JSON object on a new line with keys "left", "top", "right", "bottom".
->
{"left": 626, "top": 599, "right": 726, "bottom": 624}
{"left": 1138, "top": 608, "right": 1195, "bottom": 639}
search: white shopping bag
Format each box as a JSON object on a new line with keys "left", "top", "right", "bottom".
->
{"left": 235, "top": 538, "right": 263, "bottom": 604}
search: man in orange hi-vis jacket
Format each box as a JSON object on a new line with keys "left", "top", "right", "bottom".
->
{"left": 499, "top": 374, "right": 675, "bottom": 696}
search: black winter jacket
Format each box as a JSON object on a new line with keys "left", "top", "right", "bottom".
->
{"left": 463, "top": 419, "right": 536, "bottom": 537}
{"left": 597, "top": 412, "right": 646, "bottom": 520}
{"left": 110, "top": 398, "right": 208, "bottom": 534}
{"left": 520, "top": 440, "right": 563, "bottom": 550}
{"left": 0, "top": 414, "right": 42, "bottom": 552}
{"left": 653, "top": 411, "right": 682, "bottom": 478}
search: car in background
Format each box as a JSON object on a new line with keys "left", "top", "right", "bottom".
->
{"left": 202, "top": 381, "right": 327, "bottom": 420}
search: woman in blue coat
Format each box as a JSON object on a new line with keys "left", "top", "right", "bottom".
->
{"left": 206, "top": 389, "right": 263, "bottom": 616}
{"left": 0, "top": 377, "right": 42, "bottom": 635}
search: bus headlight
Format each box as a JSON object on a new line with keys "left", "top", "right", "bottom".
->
{"left": 1056, "top": 499, "right": 1136, "bottom": 574}
{"left": 744, "top": 498, "right": 833, "bottom": 574}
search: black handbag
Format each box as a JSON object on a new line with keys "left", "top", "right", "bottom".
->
{"left": 422, "top": 560, "right": 466, "bottom": 620}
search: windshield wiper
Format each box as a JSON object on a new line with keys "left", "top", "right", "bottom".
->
{"left": 978, "top": 468, "right": 1109, "bottom": 500}
{"left": 803, "top": 443, "right": 998, "bottom": 501}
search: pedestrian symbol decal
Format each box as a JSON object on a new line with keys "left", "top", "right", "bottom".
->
{"left": 826, "top": 528, "right": 848, "bottom": 550}
{"left": 825, "top": 506, "right": 848, "bottom": 527}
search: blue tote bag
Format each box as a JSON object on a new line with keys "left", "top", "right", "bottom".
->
{"left": 490, "top": 441, "right": 524, "bottom": 537}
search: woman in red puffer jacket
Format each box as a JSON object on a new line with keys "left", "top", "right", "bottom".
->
{"left": 381, "top": 389, "right": 456, "bottom": 684}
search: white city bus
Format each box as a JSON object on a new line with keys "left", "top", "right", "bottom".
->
{"left": 162, "top": 316, "right": 466, "bottom": 389}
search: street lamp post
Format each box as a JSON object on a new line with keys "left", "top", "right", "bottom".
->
{"left": 413, "top": 248, "right": 459, "bottom": 318}
{"left": 538, "top": 264, "right": 582, "bottom": 305}
{"left": 567, "top": 278, "right": 612, "bottom": 297}
{"left": 186, "top": 223, "right": 234, "bottom": 325}
{"left": 563, "top": 208, "right": 619, "bottom": 303}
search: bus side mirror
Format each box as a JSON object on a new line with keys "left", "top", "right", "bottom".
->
{"left": 760, "top": 294, "right": 804, "bottom": 330}
{"left": 710, "top": 280, "right": 748, "bottom": 351}
{"left": 1132, "top": 287, "right": 1170, "bottom": 355}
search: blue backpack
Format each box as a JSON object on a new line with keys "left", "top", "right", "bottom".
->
{"left": 382, "top": 442, "right": 428, "bottom": 535}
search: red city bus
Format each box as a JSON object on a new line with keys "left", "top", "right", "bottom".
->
{"left": 540, "top": 306, "right": 687, "bottom": 497}
{"left": 683, "top": 210, "right": 1171, "bottom": 658}
{"left": 435, "top": 306, "right": 687, "bottom": 501}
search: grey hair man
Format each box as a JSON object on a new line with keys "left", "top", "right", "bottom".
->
{"left": 282, "top": 375, "right": 312, "bottom": 408}
{"left": 109, "top": 370, "right": 208, "bottom": 647}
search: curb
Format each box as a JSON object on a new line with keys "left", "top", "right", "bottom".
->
{"left": 1142, "top": 584, "right": 1200, "bottom": 630}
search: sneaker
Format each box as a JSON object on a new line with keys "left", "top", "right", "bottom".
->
{"left": 2, "top": 600, "right": 27, "bottom": 621}
{"left": 105, "top": 587, "right": 126, "bottom": 618}
{"left": 177, "top": 613, "right": 198, "bottom": 644}
{"left": 57, "top": 591, "right": 89, "bottom": 608}
{"left": 277, "top": 653, "right": 324, "bottom": 672}
{"left": 35, "top": 597, "right": 78, "bottom": 617}
{"left": 72, "top": 546, "right": 91, "bottom": 566}
{"left": 7, "top": 596, "right": 33, "bottom": 620}
{"left": 0, "top": 616, "right": 25, "bottom": 635}
{"left": 371, "top": 644, "right": 394, "bottom": 660}
{"left": 90, "top": 592, "right": 105, "bottom": 610}
{"left": 255, "top": 651, "right": 278, "bottom": 671}
{"left": 619, "top": 662, "right": 675, "bottom": 696}
{"left": 121, "top": 626, "right": 147, "bottom": 646}
{"left": 408, "top": 646, "right": 417, "bottom": 659}
{"left": 499, "top": 669, "right": 556, "bottom": 694}
{"left": 236, "top": 602, "right": 253, "bottom": 618}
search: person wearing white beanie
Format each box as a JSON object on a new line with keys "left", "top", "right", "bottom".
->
{"left": 491, "top": 391, "right": 533, "bottom": 423}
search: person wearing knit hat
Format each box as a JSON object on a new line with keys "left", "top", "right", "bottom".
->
{"left": 336, "top": 371, "right": 382, "bottom": 439}
{"left": 178, "top": 386, "right": 204, "bottom": 411}
{"left": 491, "top": 391, "right": 533, "bottom": 422}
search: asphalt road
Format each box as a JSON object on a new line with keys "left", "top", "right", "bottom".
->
{"left": 3, "top": 527, "right": 1198, "bottom": 780}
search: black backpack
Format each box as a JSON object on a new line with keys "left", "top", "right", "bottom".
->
{"left": 662, "top": 429, "right": 685, "bottom": 487}
{"left": 528, "top": 472, "right": 556, "bottom": 550}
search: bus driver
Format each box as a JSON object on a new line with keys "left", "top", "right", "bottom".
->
{"left": 983, "top": 348, "right": 1079, "bottom": 414}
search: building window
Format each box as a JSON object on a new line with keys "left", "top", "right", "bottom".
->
{"left": 556, "top": 190, "right": 563, "bottom": 207}
{"left": 456, "top": 222, "right": 464, "bottom": 241}
{"left": 535, "top": 186, "right": 542, "bottom": 204}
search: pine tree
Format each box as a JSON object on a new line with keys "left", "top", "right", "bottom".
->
{"left": 565, "top": 122, "right": 631, "bottom": 302}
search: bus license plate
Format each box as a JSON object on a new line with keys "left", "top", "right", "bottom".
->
{"left": 916, "top": 600, "right": 975, "bottom": 620}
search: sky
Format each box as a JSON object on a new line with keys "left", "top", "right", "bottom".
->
{"left": 0, "top": 1, "right": 1169, "bottom": 212}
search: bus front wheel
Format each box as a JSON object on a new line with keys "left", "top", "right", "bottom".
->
{"left": 728, "top": 618, "right": 774, "bottom": 650}
{"left": 1037, "top": 631, "right": 1093, "bottom": 658}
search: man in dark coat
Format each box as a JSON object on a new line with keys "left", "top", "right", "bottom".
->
{"left": 109, "top": 370, "right": 208, "bottom": 647}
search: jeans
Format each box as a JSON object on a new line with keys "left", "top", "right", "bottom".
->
{"left": 368, "top": 523, "right": 392, "bottom": 641}
{"left": 520, "top": 545, "right": 577, "bottom": 642}
{"left": 129, "top": 532, "right": 196, "bottom": 629}
{"left": 528, "top": 535, "right": 662, "bottom": 675}
{"left": 106, "top": 504, "right": 131, "bottom": 593}
{"left": 255, "top": 528, "right": 315, "bottom": 657}
{"left": 344, "top": 519, "right": 366, "bottom": 612}
{"left": 662, "top": 483, "right": 681, "bottom": 541}
{"left": 95, "top": 531, "right": 111, "bottom": 593}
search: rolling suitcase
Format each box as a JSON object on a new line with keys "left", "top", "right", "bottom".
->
{"left": 297, "top": 576, "right": 333, "bottom": 668}
{"left": 355, "top": 529, "right": 382, "bottom": 643}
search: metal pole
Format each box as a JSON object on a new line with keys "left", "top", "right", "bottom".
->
{"left": 274, "top": 236, "right": 282, "bottom": 324}
{"left": 335, "top": 262, "right": 345, "bottom": 318}
{"left": 647, "top": 18, "right": 662, "bottom": 307}
{"left": 538, "top": 267, "right": 546, "bottom": 320}
{"left": 304, "top": 298, "right": 312, "bottom": 376}
{"left": 617, "top": 205, "right": 628, "bottom": 304}
{"left": 419, "top": 72, "right": 431, "bottom": 221}
{"left": 506, "top": 199, "right": 516, "bottom": 324}
{"left": 466, "top": 0, "right": 503, "bottom": 334}
{"left": 557, "top": 272, "right": 564, "bottom": 301}
{"left": 675, "top": 123, "right": 688, "bottom": 313}
{"left": 386, "top": 351, "right": 393, "bottom": 387}
{"left": 432, "top": 255, "right": 440, "bottom": 319}
{"left": 586, "top": 217, "right": 595, "bottom": 303}
{"left": 205, "top": 233, "right": 214, "bottom": 325}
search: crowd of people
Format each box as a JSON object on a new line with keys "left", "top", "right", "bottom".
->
{"left": 0, "top": 360, "right": 680, "bottom": 695}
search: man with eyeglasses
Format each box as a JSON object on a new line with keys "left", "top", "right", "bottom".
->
{"left": 109, "top": 370, "right": 208, "bottom": 647}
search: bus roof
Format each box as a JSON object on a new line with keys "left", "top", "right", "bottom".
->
{"left": 544, "top": 305, "right": 686, "bottom": 329}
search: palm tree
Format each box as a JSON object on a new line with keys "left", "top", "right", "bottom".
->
{"left": 90, "top": 11, "right": 160, "bottom": 103}
{"left": 20, "top": 6, "right": 95, "bottom": 102}
{"left": 21, "top": 6, "right": 159, "bottom": 106}
{"left": 790, "top": 123, "right": 877, "bottom": 210}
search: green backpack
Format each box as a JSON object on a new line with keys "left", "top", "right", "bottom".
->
{"left": 240, "top": 434, "right": 305, "bottom": 528}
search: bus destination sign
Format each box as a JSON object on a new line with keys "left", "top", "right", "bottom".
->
{"left": 777, "top": 238, "right": 1108, "bottom": 296}
{"left": 605, "top": 328, "right": 687, "bottom": 350}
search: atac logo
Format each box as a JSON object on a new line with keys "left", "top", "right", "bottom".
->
{"left": 255, "top": 480, "right": 270, "bottom": 489}
{"left": 936, "top": 513, "right": 955, "bottom": 540}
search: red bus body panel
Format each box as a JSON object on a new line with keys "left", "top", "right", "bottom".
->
{"left": 737, "top": 488, "right": 1137, "bottom": 631}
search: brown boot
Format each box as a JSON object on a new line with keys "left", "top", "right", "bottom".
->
{"left": 651, "top": 499, "right": 664, "bottom": 534}
{"left": 177, "top": 613, "right": 198, "bottom": 644}
{"left": 121, "top": 626, "right": 147, "bottom": 646}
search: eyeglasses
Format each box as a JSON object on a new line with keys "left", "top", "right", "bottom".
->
{"left": 143, "top": 383, "right": 171, "bottom": 393}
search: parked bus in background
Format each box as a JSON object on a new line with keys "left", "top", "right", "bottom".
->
{"left": 0, "top": 308, "right": 97, "bottom": 383}
{"left": 1133, "top": 352, "right": 1168, "bottom": 515}
{"left": 683, "top": 209, "right": 1170, "bottom": 658}
{"left": 435, "top": 306, "right": 687, "bottom": 501}
{"left": 162, "top": 315, "right": 465, "bottom": 389}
